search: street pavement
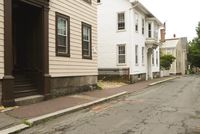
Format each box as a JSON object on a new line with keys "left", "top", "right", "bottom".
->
{"left": 18, "top": 75, "right": 200, "bottom": 134}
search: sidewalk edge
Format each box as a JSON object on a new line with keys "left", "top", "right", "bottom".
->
{"left": 149, "top": 77, "right": 179, "bottom": 86}
{"left": 0, "top": 91, "right": 127, "bottom": 134}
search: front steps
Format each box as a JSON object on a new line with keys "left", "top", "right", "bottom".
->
{"left": 14, "top": 74, "right": 39, "bottom": 98}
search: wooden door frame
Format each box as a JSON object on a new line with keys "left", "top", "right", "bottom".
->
{"left": 2, "top": 0, "right": 50, "bottom": 106}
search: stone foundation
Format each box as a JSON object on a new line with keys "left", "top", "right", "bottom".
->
{"left": 153, "top": 72, "right": 160, "bottom": 78}
{"left": 130, "top": 73, "right": 146, "bottom": 83}
{"left": 98, "top": 68, "right": 129, "bottom": 82}
{"left": 50, "top": 75, "right": 97, "bottom": 98}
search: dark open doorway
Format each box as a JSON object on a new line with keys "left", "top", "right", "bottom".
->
{"left": 2, "top": 0, "right": 50, "bottom": 106}
{"left": 12, "top": 1, "right": 43, "bottom": 98}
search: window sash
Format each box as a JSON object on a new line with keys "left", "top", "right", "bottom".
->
{"left": 142, "top": 47, "right": 144, "bottom": 64}
{"left": 135, "top": 45, "right": 138, "bottom": 64}
{"left": 118, "top": 45, "right": 126, "bottom": 64}
{"left": 82, "top": 23, "right": 92, "bottom": 59}
{"left": 148, "top": 23, "right": 152, "bottom": 38}
{"left": 142, "top": 19, "right": 145, "bottom": 34}
{"left": 135, "top": 14, "right": 138, "bottom": 32}
{"left": 56, "top": 13, "right": 70, "bottom": 56}
{"left": 118, "top": 13, "right": 125, "bottom": 30}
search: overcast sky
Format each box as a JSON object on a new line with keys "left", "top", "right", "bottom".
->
{"left": 139, "top": 0, "right": 200, "bottom": 41}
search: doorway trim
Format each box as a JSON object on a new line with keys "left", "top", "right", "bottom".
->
{"left": 2, "top": 0, "right": 50, "bottom": 106}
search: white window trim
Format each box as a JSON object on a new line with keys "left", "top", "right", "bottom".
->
{"left": 142, "top": 47, "right": 145, "bottom": 66}
{"left": 142, "top": 18, "right": 145, "bottom": 35}
{"left": 117, "top": 44, "right": 126, "bottom": 66}
{"left": 135, "top": 45, "right": 139, "bottom": 66}
{"left": 135, "top": 13, "right": 139, "bottom": 33}
{"left": 117, "top": 12, "right": 126, "bottom": 32}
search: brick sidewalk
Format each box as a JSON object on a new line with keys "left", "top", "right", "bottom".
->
{"left": 0, "top": 76, "right": 177, "bottom": 131}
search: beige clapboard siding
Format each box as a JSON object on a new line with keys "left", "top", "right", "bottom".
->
{"left": 50, "top": 0, "right": 97, "bottom": 23}
{"left": 0, "top": 0, "right": 3, "bottom": 79}
{"left": 49, "top": 0, "right": 97, "bottom": 77}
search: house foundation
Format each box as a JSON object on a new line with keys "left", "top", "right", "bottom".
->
{"left": 50, "top": 76, "right": 97, "bottom": 97}
{"left": 130, "top": 73, "right": 146, "bottom": 83}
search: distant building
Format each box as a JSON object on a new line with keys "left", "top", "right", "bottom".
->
{"left": 160, "top": 37, "right": 188, "bottom": 75}
{"left": 97, "top": 0, "right": 162, "bottom": 82}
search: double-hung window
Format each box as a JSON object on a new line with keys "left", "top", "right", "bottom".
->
{"left": 117, "top": 12, "right": 125, "bottom": 30}
{"left": 56, "top": 13, "right": 70, "bottom": 57}
{"left": 142, "top": 47, "right": 144, "bottom": 64}
{"left": 135, "top": 13, "right": 138, "bottom": 32}
{"left": 135, "top": 45, "right": 138, "bottom": 65}
{"left": 118, "top": 45, "right": 126, "bottom": 64}
{"left": 82, "top": 22, "right": 92, "bottom": 59}
{"left": 142, "top": 19, "right": 145, "bottom": 35}
{"left": 148, "top": 23, "right": 152, "bottom": 38}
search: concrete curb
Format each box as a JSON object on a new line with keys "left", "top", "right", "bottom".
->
{"left": 0, "top": 91, "right": 127, "bottom": 134}
{"left": 0, "top": 124, "right": 29, "bottom": 134}
{"left": 149, "top": 77, "right": 178, "bottom": 86}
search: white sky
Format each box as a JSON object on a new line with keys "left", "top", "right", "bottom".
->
{"left": 139, "top": 0, "right": 200, "bottom": 41}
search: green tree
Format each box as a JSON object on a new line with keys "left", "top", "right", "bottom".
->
{"left": 188, "top": 22, "right": 200, "bottom": 67}
{"left": 160, "top": 54, "right": 176, "bottom": 70}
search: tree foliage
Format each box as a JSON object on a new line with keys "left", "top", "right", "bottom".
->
{"left": 188, "top": 22, "right": 200, "bottom": 67}
{"left": 160, "top": 54, "right": 175, "bottom": 70}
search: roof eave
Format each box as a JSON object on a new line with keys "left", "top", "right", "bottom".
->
{"left": 130, "top": 0, "right": 162, "bottom": 26}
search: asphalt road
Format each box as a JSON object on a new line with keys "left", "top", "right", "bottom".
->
{"left": 19, "top": 75, "right": 200, "bottom": 134}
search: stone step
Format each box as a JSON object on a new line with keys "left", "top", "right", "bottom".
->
{"left": 15, "top": 95, "right": 44, "bottom": 106}
{"left": 14, "top": 89, "right": 39, "bottom": 98}
{"left": 14, "top": 83, "right": 36, "bottom": 91}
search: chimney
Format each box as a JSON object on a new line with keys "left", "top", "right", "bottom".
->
{"left": 160, "top": 29, "right": 166, "bottom": 42}
{"left": 160, "top": 22, "right": 166, "bottom": 42}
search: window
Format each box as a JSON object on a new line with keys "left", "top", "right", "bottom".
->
{"left": 142, "top": 47, "right": 144, "bottom": 64}
{"left": 117, "top": 12, "right": 125, "bottom": 30}
{"left": 97, "top": 0, "right": 101, "bottom": 3}
{"left": 135, "top": 45, "right": 138, "bottom": 65}
{"left": 148, "top": 23, "right": 152, "bottom": 38}
{"left": 56, "top": 13, "right": 70, "bottom": 57}
{"left": 156, "top": 51, "right": 158, "bottom": 66}
{"left": 118, "top": 45, "right": 126, "bottom": 64}
{"left": 83, "top": 0, "right": 91, "bottom": 4}
{"left": 82, "top": 22, "right": 92, "bottom": 59}
{"left": 152, "top": 50, "right": 155, "bottom": 65}
{"left": 135, "top": 13, "right": 138, "bottom": 32}
{"left": 142, "top": 19, "right": 145, "bottom": 34}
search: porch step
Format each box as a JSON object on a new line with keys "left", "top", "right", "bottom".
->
{"left": 14, "top": 83, "right": 36, "bottom": 91}
{"left": 15, "top": 95, "right": 44, "bottom": 106}
{"left": 14, "top": 74, "right": 39, "bottom": 98}
{"left": 14, "top": 89, "right": 39, "bottom": 98}
{"left": 15, "top": 79, "right": 33, "bottom": 85}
